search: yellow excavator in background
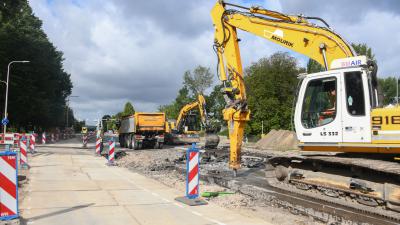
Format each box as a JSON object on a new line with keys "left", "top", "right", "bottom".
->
{"left": 210, "top": 0, "right": 400, "bottom": 213}
{"left": 166, "top": 94, "right": 220, "bottom": 148}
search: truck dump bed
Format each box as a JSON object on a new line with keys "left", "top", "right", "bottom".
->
{"left": 119, "top": 113, "right": 166, "bottom": 134}
{"left": 135, "top": 113, "right": 165, "bottom": 132}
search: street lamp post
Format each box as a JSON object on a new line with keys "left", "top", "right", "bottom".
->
{"left": 3, "top": 60, "right": 30, "bottom": 134}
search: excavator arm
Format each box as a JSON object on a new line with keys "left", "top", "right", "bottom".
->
{"left": 211, "top": 1, "right": 357, "bottom": 174}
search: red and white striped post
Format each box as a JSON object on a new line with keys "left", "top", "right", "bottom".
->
{"left": 29, "top": 134, "right": 36, "bottom": 154}
{"left": 175, "top": 143, "right": 207, "bottom": 206}
{"left": 19, "top": 139, "right": 28, "bottom": 169}
{"left": 13, "top": 133, "right": 20, "bottom": 148}
{"left": 82, "top": 135, "right": 88, "bottom": 148}
{"left": 187, "top": 144, "right": 200, "bottom": 198}
{"left": 107, "top": 139, "right": 115, "bottom": 165}
{"left": 95, "top": 137, "right": 101, "bottom": 156}
{"left": 42, "top": 132, "right": 46, "bottom": 144}
{"left": 0, "top": 151, "right": 19, "bottom": 220}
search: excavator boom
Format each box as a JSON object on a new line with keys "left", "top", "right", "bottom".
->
{"left": 211, "top": 1, "right": 357, "bottom": 172}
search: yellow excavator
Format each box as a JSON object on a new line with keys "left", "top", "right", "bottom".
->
{"left": 166, "top": 94, "right": 220, "bottom": 148}
{"left": 211, "top": 1, "right": 400, "bottom": 213}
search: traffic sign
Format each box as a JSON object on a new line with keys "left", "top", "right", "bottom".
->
{"left": 2, "top": 117, "right": 9, "bottom": 125}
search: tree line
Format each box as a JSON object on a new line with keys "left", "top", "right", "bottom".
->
{"left": 0, "top": 0, "right": 73, "bottom": 132}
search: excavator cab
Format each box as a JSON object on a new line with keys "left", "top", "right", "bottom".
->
{"left": 295, "top": 56, "right": 375, "bottom": 145}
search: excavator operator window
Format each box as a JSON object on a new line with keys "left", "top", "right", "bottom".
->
{"left": 344, "top": 71, "right": 365, "bottom": 116}
{"left": 301, "top": 77, "right": 337, "bottom": 129}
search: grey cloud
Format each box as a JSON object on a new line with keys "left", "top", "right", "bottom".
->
{"left": 279, "top": 0, "right": 400, "bottom": 24}
{"left": 110, "top": 0, "right": 215, "bottom": 38}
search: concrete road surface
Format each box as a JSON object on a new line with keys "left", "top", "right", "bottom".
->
{"left": 20, "top": 143, "right": 271, "bottom": 225}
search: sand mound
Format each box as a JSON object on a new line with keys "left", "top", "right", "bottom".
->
{"left": 255, "top": 129, "right": 299, "bottom": 151}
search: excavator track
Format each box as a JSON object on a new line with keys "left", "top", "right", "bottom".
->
{"left": 264, "top": 151, "right": 400, "bottom": 220}
{"left": 173, "top": 147, "right": 399, "bottom": 224}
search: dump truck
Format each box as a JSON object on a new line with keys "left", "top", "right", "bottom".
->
{"left": 118, "top": 112, "right": 165, "bottom": 149}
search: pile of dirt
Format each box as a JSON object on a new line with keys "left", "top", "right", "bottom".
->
{"left": 255, "top": 129, "right": 299, "bottom": 151}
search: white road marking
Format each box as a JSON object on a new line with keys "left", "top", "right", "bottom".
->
{"left": 190, "top": 210, "right": 203, "bottom": 217}
{"left": 174, "top": 202, "right": 184, "bottom": 208}
{"left": 205, "top": 218, "right": 227, "bottom": 225}
{"left": 161, "top": 198, "right": 171, "bottom": 203}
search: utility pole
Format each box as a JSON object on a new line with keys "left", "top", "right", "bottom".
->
{"left": 261, "top": 120, "right": 264, "bottom": 137}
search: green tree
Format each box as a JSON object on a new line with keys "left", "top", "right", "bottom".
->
{"left": 122, "top": 102, "right": 135, "bottom": 116}
{"left": 351, "top": 43, "right": 375, "bottom": 60}
{"left": 378, "top": 77, "right": 398, "bottom": 105}
{"left": 205, "top": 84, "right": 225, "bottom": 128}
{"left": 102, "top": 115, "right": 112, "bottom": 132}
{"left": 0, "top": 0, "right": 73, "bottom": 131}
{"left": 183, "top": 66, "right": 214, "bottom": 96}
{"left": 307, "top": 59, "right": 324, "bottom": 73}
{"left": 244, "top": 52, "right": 301, "bottom": 135}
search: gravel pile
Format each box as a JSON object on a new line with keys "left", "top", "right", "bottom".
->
{"left": 255, "top": 129, "right": 299, "bottom": 151}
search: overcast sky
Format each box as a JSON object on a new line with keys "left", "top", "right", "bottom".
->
{"left": 29, "top": 0, "right": 400, "bottom": 125}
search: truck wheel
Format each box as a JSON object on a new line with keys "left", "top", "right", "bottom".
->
{"left": 128, "top": 134, "right": 133, "bottom": 149}
{"left": 125, "top": 135, "right": 130, "bottom": 148}
{"left": 132, "top": 136, "right": 137, "bottom": 150}
{"left": 119, "top": 135, "right": 124, "bottom": 147}
{"left": 132, "top": 136, "right": 138, "bottom": 150}
{"left": 129, "top": 134, "right": 134, "bottom": 149}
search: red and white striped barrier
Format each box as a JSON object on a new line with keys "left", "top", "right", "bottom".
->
{"left": 95, "top": 138, "right": 101, "bottom": 156}
{"left": 0, "top": 133, "right": 15, "bottom": 145}
{"left": 29, "top": 134, "right": 36, "bottom": 153}
{"left": 82, "top": 135, "right": 88, "bottom": 148}
{"left": 175, "top": 144, "right": 207, "bottom": 206}
{"left": 20, "top": 139, "right": 28, "bottom": 168}
{"left": 0, "top": 151, "right": 18, "bottom": 220}
{"left": 187, "top": 146, "right": 200, "bottom": 197}
{"left": 42, "top": 132, "right": 46, "bottom": 144}
{"left": 13, "top": 133, "right": 20, "bottom": 148}
{"left": 107, "top": 140, "right": 115, "bottom": 165}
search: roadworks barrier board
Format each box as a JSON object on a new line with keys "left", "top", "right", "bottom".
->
{"left": 0, "top": 151, "right": 18, "bottom": 220}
